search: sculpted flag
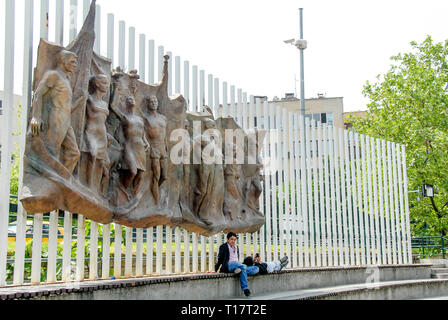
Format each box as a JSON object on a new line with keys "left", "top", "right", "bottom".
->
{"left": 20, "top": 1, "right": 266, "bottom": 236}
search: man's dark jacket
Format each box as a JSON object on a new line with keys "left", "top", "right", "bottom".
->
{"left": 254, "top": 262, "right": 268, "bottom": 275}
{"left": 215, "top": 243, "right": 239, "bottom": 273}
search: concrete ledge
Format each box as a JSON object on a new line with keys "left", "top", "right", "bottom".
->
{"left": 0, "top": 264, "right": 432, "bottom": 300}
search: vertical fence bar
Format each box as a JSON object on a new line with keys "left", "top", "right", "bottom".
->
{"left": 156, "top": 225, "right": 163, "bottom": 274}
{"left": 90, "top": 222, "right": 99, "bottom": 280}
{"left": 382, "top": 141, "right": 392, "bottom": 264}
{"left": 366, "top": 136, "right": 376, "bottom": 264}
{"left": 230, "top": 86, "right": 236, "bottom": 120}
{"left": 148, "top": 40, "right": 155, "bottom": 84}
{"left": 305, "top": 119, "right": 314, "bottom": 266}
{"left": 55, "top": 0, "right": 64, "bottom": 45}
{"left": 237, "top": 89, "right": 243, "bottom": 127}
{"left": 356, "top": 134, "right": 366, "bottom": 265}
{"left": 192, "top": 233, "right": 198, "bottom": 273}
{"left": 276, "top": 107, "right": 285, "bottom": 259}
{"left": 334, "top": 127, "right": 344, "bottom": 266}
{"left": 13, "top": 0, "right": 35, "bottom": 286}
{"left": 166, "top": 52, "right": 172, "bottom": 95}
{"left": 114, "top": 224, "right": 122, "bottom": 277}
{"left": 256, "top": 99, "right": 264, "bottom": 260}
{"left": 312, "top": 122, "right": 322, "bottom": 267}
{"left": 402, "top": 145, "right": 413, "bottom": 264}
{"left": 328, "top": 126, "right": 338, "bottom": 266}
{"left": 146, "top": 227, "right": 153, "bottom": 275}
{"left": 349, "top": 132, "right": 361, "bottom": 265}
{"left": 200, "top": 235, "right": 206, "bottom": 272}
{"left": 387, "top": 142, "right": 398, "bottom": 264}
{"left": 139, "top": 34, "right": 146, "bottom": 83}
{"left": 208, "top": 237, "right": 214, "bottom": 271}
{"left": 158, "top": 47, "right": 164, "bottom": 82}
{"left": 75, "top": 215, "right": 86, "bottom": 281}
{"left": 175, "top": 57, "right": 181, "bottom": 94}
{"left": 200, "top": 70, "right": 205, "bottom": 109}
{"left": 377, "top": 139, "right": 387, "bottom": 265}
{"left": 125, "top": 227, "right": 132, "bottom": 276}
{"left": 323, "top": 125, "right": 332, "bottom": 266}
{"left": 339, "top": 129, "right": 349, "bottom": 266}
{"left": 360, "top": 135, "right": 371, "bottom": 265}
{"left": 370, "top": 138, "right": 381, "bottom": 264}
{"left": 69, "top": 0, "right": 78, "bottom": 42}
{"left": 184, "top": 61, "right": 190, "bottom": 110}
{"left": 295, "top": 115, "right": 304, "bottom": 267}
{"left": 101, "top": 224, "right": 111, "bottom": 279}
{"left": 264, "top": 102, "right": 272, "bottom": 262}
{"left": 107, "top": 14, "right": 114, "bottom": 65}
{"left": 286, "top": 112, "right": 296, "bottom": 264}
{"left": 392, "top": 143, "right": 403, "bottom": 264}
{"left": 166, "top": 226, "right": 172, "bottom": 274}
{"left": 192, "top": 66, "right": 198, "bottom": 112}
{"left": 300, "top": 116, "right": 310, "bottom": 267}
{"left": 47, "top": 211, "right": 59, "bottom": 282}
{"left": 318, "top": 122, "right": 327, "bottom": 266}
{"left": 175, "top": 227, "right": 181, "bottom": 273}
{"left": 82, "top": 0, "right": 89, "bottom": 20}
{"left": 214, "top": 78, "right": 220, "bottom": 117}
{"left": 184, "top": 230, "right": 190, "bottom": 273}
{"left": 222, "top": 82, "right": 228, "bottom": 118}
{"left": 40, "top": 0, "right": 49, "bottom": 40}
{"left": 62, "top": 212, "right": 74, "bottom": 282}
{"left": 118, "top": 20, "right": 125, "bottom": 69}
{"left": 270, "top": 105, "right": 278, "bottom": 262}
{"left": 344, "top": 131, "right": 355, "bottom": 266}
{"left": 94, "top": 4, "right": 101, "bottom": 53}
{"left": 208, "top": 75, "right": 214, "bottom": 110}
{"left": 136, "top": 229, "right": 143, "bottom": 276}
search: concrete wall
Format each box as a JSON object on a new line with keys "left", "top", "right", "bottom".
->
{"left": 18, "top": 265, "right": 430, "bottom": 300}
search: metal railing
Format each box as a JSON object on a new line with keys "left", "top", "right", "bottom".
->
{"left": 412, "top": 236, "right": 447, "bottom": 259}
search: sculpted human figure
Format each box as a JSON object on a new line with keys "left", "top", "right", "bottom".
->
{"left": 143, "top": 94, "right": 168, "bottom": 206}
{"left": 194, "top": 118, "right": 221, "bottom": 217}
{"left": 223, "top": 145, "right": 242, "bottom": 220}
{"left": 112, "top": 95, "right": 150, "bottom": 197}
{"left": 30, "top": 50, "right": 86, "bottom": 174}
{"left": 80, "top": 74, "right": 112, "bottom": 195}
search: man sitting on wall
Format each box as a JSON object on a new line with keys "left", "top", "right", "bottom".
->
{"left": 213, "top": 232, "right": 259, "bottom": 297}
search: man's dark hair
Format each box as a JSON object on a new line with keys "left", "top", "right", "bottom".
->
{"left": 227, "top": 232, "right": 237, "bottom": 240}
{"left": 244, "top": 256, "right": 254, "bottom": 266}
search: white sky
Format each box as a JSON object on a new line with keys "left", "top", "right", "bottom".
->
{"left": 1, "top": 0, "right": 448, "bottom": 112}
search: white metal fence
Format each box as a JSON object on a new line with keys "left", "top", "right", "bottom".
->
{"left": 0, "top": 0, "right": 412, "bottom": 287}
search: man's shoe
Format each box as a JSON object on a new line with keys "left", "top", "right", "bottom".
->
{"left": 244, "top": 289, "right": 251, "bottom": 297}
{"left": 280, "top": 260, "right": 289, "bottom": 271}
{"left": 234, "top": 268, "right": 242, "bottom": 275}
{"left": 280, "top": 256, "right": 289, "bottom": 264}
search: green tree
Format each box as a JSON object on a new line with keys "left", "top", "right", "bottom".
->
{"left": 348, "top": 36, "right": 448, "bottom": 237}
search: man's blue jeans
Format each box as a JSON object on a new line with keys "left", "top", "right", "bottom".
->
{"left": 228, "top": 262, "right": 259, "bottom": 291}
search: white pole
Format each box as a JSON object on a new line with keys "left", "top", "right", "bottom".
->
{"left": 175, "top": 56, "right": 181, "bottom": 94}
{"left": 75, "top": 215, "right": 86, "bottom": 281}
{"left": 323, "top": 125, "right": 332, "bottom": 265}
{"left": 13, "top": 0, "right": 34, "bottom": 286}
{"left": 124, "top": 227, "right": 133, "bottom": 276}
{"left": 366, "top": 136, "right": 376, "bottom": 264}
{"left": 118, "top": 21, "right": 126, "bottom": 69}
{"left": 237, "top": 89, "right": 243, "bottom": 126}
{"left": 175, "top": 227, "right": 181, "bottom": 273}
{"left": 184, "top": 61, "right": 190, "bottom": 110}
{"left": 139, "top": 34, "right": 146, "bottom": 83}
{"left": 387, "top": 142, "right": 398, "bottom": 264}
{"left": 282, "top": 109, "right": 290, "bottom": 261}
{"left": 290, "top": 112, "right": 299, "bottom": 267}
{"left": 222, "top": 82, "right": 228, "bottom": 118}
{"left": 192, "top": 66, "right": 198, "bottom": 111}
{"left": 113, "top": 224, "right": 122, "bottom": 277}
{"left": 208, "top": 75, "right": 214, "bottom": 112}
{"left": 214, "top": 78, "right": 220, "bottom": 117}
{"left": 360, "top": 135, "right": 371, "bottom": 265}
{"left": 62, "top": 217, "right": 74, "bottom": 283}
{"left": 356, "top": 134, "right": 366, "bottom": 265}
{"left": 158, "top": 46, "right": 164, "bottom": 82}
{"left": 146, "top": 227, "right": 153, "bottom": 275}
{"left": 349, "top": 132, "right": 361, "bottom": 265}
{"left": 230, "top": 86, "right": 236, "bottom": 119}
{"left": 156, "top": 225, "right": 163, "bottom": 274}
{"left": 184, "top": 231, "right": 190, "bottom": 273}
{"left": 166, "top": 52, "right": 172, "bottom": 94}
{"left": 392, "top": 143, "right": 403, "bottom": 264}
{"left": 55, "top": 0, "right": 64, "bottom": 45}
{"left": 295, "top": 115, "right": 304, "bottom": 267}
{"left": 243, "top": 93, "right": 249, "bottom": 130}
{"left": 148, "top": 40, "right": 155, "bottom": 84}
{"left": 47, "top": 211, "right": 59, "bottom": 282}
{"left": 318, "top": 122, "right": 327, "bottom": 266}
{"left": 208, "top": 236, "right": 214, "bottom": 272}
{"left": 40, "top": 0, "right": 49, "bottom": 41}
{"left": 402, "top": 145, "right": 413, "bottom": 264}
{"left": 89, "top": 222, "right": 99, "bottom": 280}
{"left": 264, "top": 102, "right": 272, "bottom": 262}
{"left": 128, "top": 27, "right": 135, "bottom": 70}
{"left": 200, "top": 235, "right": 206, "bottom": 272}
{"left": 344, "top": 131, "right": 355, "bottom": 266}
{"left": 94, "top": 4, "right": 101, "bottom": 53}
{"left": 370, "top": 137, "right": 381, "bottom": 264}
{"left": 257, "top": 99, "right": 265, "bottom": 260}
{"left": 107, "top": 14, "right": 114, "bottom": 65}
{"left": 339, "top": 129, "right": 349, "bottom": 266}
{"left": 166, "top": 226, "right": 172, "bottom": 273}
{"left": 334, "top": 127, "right": 344, "bottom": 266}
{"left": 136, "top": 228, "right": 143, "bottom": 276}
{"left": 382, "top": 140, "right": 392, "bottom": 264}
{"left": 82, "top": 0, "right": 89, "bottom": 20}
{"left": 301, "top": 116, "right": 310, "bottom": 267}
{"left": 305, "top": 119, "right": 314, "bottom": 266}
{"left": 200, "top": 70, "right": 205, "bottom": 109}
{"left": 69, "top": 0, "right": 78, "bottom": 42}
{"left": 101, "top": 224, "right": 111, "bottom": 279}
{"left": 377, "top": 139, "right": 387, "bottom": 265}
{"left": 270, "top": 105, "right": 279, "bottom": 261}
{"left": 328, "top": 126, "right": 338, "bottom": 266}
{"left": 192, "top": 233, "right": 199, "bottom": 273}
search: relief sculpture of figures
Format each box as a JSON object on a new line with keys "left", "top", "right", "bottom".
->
{"left": 30, "top": 50, "right": 84, "bottom": 175}
{"left": 80, "top": 74, "right": 112, "bottom": 196}
{"left": 20, "top": 2, "right": 266, "bottom": 236}
{"left": 143, "top": 94, "right": 168, "bottom": 206}
{"left": 112, "top": 95, "right": 150, "bottom": 199}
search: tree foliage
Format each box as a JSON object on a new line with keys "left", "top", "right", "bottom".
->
{"left": 348, "top": 36, "right": 448, "bottom": 236}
